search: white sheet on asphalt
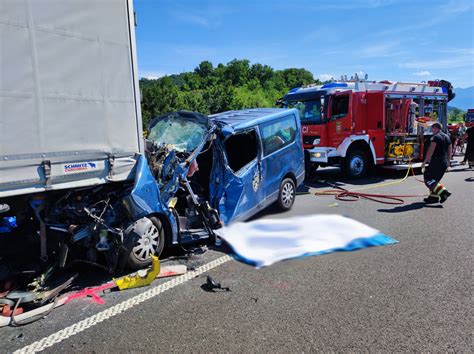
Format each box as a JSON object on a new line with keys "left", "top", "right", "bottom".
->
{"left": 215, "top": 214, "right": 397, "bottom": 268}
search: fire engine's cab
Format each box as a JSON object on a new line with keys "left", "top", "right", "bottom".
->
{"left": 281, "top": 79, "right": 454, "bottom": 178}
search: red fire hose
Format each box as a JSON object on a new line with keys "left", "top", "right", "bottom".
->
{"left": 314, "top": 164, "right": 426, "bottom": 205}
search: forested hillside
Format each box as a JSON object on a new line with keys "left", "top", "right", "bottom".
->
{"left": 139, "top": 59, "right": 318, "bottom": 128}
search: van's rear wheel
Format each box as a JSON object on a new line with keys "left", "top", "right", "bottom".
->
{"left": 277, "top": 178, "right": 296, "bottom": 211}
{"left": 127, "top": 216, "right": 165, "bottom": 270}
{"left": 344, "top": 149, "right": 368, "bottom": 178}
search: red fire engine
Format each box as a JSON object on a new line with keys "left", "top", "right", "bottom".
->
{"left": 281, "top": 78, "right": 454, "bottom": 178}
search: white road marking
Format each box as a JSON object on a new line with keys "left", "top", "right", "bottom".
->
{"left": 14, "top": 255, "right": 232, "bottom": 354}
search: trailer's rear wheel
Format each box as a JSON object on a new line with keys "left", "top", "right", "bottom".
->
{"left": 127, "top": 216, "right": 165, "bottom": 270}
{"left": 344, "top": 149, "right": 368, "bottom": 178}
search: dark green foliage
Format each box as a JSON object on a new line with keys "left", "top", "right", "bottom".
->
{"left": 447, "top": 106, "right": 466, "bottom": 123}
{"left": 139, "top": 59, "right": 318, "bottom": 129}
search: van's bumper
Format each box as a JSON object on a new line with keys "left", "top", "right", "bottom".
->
{"left": 306, "top": 147, "right": 338, "bottom": 164}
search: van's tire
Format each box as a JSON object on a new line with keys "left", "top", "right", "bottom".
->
{"left": 277, "top": 178, "right": 296, "bottom": 211}
{"left": 344, "top": 149, "right": 368, "bottom": 179}
{"left": 127, "top": 216, "right": 165, "bottom": 270}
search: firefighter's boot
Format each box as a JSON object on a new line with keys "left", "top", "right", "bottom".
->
{"left": 424, "top": 195, "right": 440, "bottom": 204}
{"left": 439, "top": 190, "right": 452, "bottom": 204}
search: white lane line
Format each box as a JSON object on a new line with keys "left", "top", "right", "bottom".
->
{"left": 15, "top": 255, "right": 232, "bottom": 354}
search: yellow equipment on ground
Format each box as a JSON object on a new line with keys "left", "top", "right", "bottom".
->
{"left": 115, "top": 256, "right": 161, "bottom": 290}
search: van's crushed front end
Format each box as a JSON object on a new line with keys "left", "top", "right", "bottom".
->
{"left": 0, "top": 111, "right": 225, "bottom": 275}
{"left": 144, "top": 111, "right": 223, "bottom": 245}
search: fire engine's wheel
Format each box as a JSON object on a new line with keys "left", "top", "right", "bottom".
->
{"left": 305, "top": 163, "right": 319, "bottom": 177}
{"left": 277, "top": 178, "right": 296, "bottom": 211}
{"left": 127, "top": 216, "right": 165, "bottom": 270}
{"left": 344, "top": 150, "right": 368, "bottom": 178}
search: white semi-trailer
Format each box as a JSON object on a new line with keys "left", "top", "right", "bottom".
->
{"left": 0, "top": 0, "right": 154, "bottom": 272}
{"left": 0, "top": 0, "right": 143, "bottom": 198}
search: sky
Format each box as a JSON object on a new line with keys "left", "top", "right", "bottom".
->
{"left": 133, "top": 0, "right": 474, "bottom": 88}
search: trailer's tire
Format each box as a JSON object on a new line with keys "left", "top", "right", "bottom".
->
{"left": 344, "top": 149, "right": 368, "bottom": 178}
{"left": 277, "top": 178, "right": 296, "bottom": 211}
{"left": 127, "top": 216, "right": 165, "bottom": 270}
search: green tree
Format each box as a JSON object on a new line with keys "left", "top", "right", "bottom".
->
{"left": 182, "top": 91, "right": 209, "bottom": 114}
{"left": 195, "top": 60, "right": 213, "bottom": 78}
{"left": 204, "top": 84, "right": 234, "bottom": 114}
{"left": 224, "top": 59, "right": 250, "bottom": 86}
{"left": 139, "top": 59, "right": 322, "bottom": 129}
{"left": 249, "top": 63, "right": 273, "bottom": 84}
{"left": 278, "top": 68, "right": 315, "bottom": 89}
{"left": 448, "top": 107, "right": 463, "bottom": 123}
{"left": 140, "top": 76, "right": 184, "bottom": 127}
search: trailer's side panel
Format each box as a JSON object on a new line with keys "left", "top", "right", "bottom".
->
{"left": 0, "top": 0, "right": 142, "bottom": 197}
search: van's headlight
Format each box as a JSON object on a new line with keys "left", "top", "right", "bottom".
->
{"left": 313, "top": 138, "right": 320, "bottom": 145}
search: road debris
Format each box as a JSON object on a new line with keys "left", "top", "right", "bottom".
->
{"left": 115, "top": 256, "right": 161, "bottom": 291}
{"left": 156, "top": 265, "right": 187, "bottom": 279}
{"left": 202, "top": 276, "right": 231, "bottom": 292}
{"left": 0, "top": 254, "right": 188, "bottom": 327}
{"left": 64, "top": 282, "right": 116, "bottom": 305}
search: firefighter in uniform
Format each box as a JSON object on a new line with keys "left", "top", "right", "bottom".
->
{"left": 461, "top": 125, "right": 474, "bottom": 167}
{"left": 422, "top": 123, "right": 452, "bottom": 204}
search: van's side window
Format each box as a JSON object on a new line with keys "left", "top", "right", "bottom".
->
{"left": 224, "top": 129, "right": 259, "bottom": 173}
{"left": 260, "top": 115, "right": 297, "bottom": 156}
{"left": 330, "top": 95, "right": 349, "bottom": 120}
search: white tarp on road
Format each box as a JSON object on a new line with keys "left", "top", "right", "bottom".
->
{"left": 215, "top": 214, "right": 397, "bottom": 268}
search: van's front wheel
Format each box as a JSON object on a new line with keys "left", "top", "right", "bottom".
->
{"left": 127, "top": 216, "right": 165, "bottom": 270}
{"left": 277, "top": 178, "right": 296, "bottom": 211}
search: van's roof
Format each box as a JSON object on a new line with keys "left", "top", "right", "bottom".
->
{"left": 211, "top": 108, "right": 297, "bottom": 130}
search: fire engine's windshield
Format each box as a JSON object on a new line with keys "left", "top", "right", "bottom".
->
{"left": 286, "top": 99, "right": 326, "bottom": 124}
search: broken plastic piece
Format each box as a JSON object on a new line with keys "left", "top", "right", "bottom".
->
{"left": 157, "top": 265, "right": 187, "bottom": 278}
{"left": 64, "top": 282, "right": 116, "bottom": 305}
{"left": 35, "top": 274, "right": 77, "bottom": 305}
{"left": 203, "top": 276, "right": 230, "bottom": 292}
{"left": 1, "top": 303, "right": 24, "bottom": 317}
{"left": 10, "top": 296, "right": 68, "bottom": 327}
{"left": 115, "top": 255, "right": 160, "bottom": 290}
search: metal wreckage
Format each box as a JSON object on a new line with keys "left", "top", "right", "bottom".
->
{"left": 2, "top": 112, "right": 223, "bottom": 274}
{"left": 1, "top": 110, "right": 304, "bottom": 315}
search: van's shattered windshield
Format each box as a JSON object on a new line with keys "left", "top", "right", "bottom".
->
{"left": 148, "top": 116, "right": 207, "bottom": 152}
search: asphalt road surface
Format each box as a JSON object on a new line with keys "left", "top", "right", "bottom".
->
{"left": 2, "top": 162, "right": 473, "bottom": 352}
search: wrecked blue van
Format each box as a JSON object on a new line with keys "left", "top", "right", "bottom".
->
{"left": 130, "top": 108, "right": 304, "bottom": 265}
{"left": 1, "top": 109, "right": 304, "bottom": 271}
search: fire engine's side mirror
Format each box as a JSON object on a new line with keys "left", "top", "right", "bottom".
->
{"left": 320, "top": 96, "right": 325, "bottom": 120}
